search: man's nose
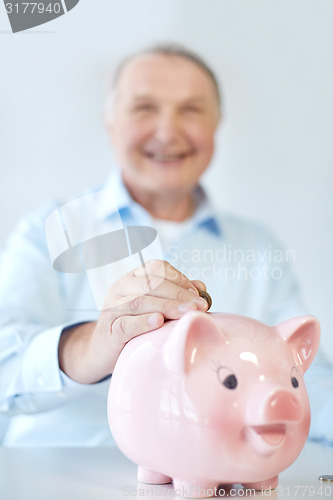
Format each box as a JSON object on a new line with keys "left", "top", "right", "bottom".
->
{"left": 153, "top": 111, "right": 180, "bottom": 143}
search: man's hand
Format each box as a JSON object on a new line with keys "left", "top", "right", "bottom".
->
{"left": 58, "top": 260, "right": 208, "bottom": 384}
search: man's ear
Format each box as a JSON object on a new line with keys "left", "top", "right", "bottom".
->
{"left": 163, "top": 312, "right": 228, "bottom": 375}
{"left": 275, "top": 316, "right": 320, "bottom": 373}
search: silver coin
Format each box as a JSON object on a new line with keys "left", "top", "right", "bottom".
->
{"left": 319, "top": 475, "right": 333, "bottom": 482}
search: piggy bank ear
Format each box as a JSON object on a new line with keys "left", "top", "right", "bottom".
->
{"left": 163, "top": 312, "right": 227, "bottom": 374}
{"left": 275, "top": 316, "right": 320, "bottom": 373}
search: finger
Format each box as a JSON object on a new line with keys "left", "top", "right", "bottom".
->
{"left": 104, "top": 293, "right": 208, "bottom": 320}
{"left": 114, "top": 274, "right": 201, "bottom": 303}
{"left": 190, "top": 280, "right": 207, "bottom": 292}
{"left": 111, "top": 313, "right": 165, "bottom": 345}
{"left": 132, "top": 259, "right": 195, "bottom": 291}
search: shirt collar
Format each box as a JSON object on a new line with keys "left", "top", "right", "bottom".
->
{"left": 96, "top": 167, "right": 134, "bottom": 217}
{"left": 191, "top": 184, "right": 222, "bottom": 237}
{"left": 96, "top": 167, "right": 222, "bottom": 237}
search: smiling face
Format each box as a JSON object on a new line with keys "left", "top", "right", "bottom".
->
{"left": 108, "top": 53, "right": 220, "bottom": 201}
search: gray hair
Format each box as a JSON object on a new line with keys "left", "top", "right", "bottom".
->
{"left": 104, "top": 43, "right": 222, "bottom": 124}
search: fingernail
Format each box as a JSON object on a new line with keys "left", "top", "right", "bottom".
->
{"left": 178, "top": 302, "right": 197, "bottom": 313}
{"left": 188, "top": 288, "right": 198, "bottom": 295}
{"left": 191, "top": 297, "right": 208, "bottom": 310}
{"left": 148, "top": 313, "right": 160, "bottom": 327}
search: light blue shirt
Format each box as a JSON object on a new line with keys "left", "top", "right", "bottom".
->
{"left": 0, "top": 168, "right": 332, "bottom": 446}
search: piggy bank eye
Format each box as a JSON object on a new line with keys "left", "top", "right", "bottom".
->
{"left": 223, "top": 374, "right": 238, "bottom": 390}
{"left": 217, "top": 366, "right": 238, "bottom": 390}
{"left": 291, "top": 367, "right": 299, "bottom": 388}
{"left": 291, "top": 377, "right": 299, "bottom": 388}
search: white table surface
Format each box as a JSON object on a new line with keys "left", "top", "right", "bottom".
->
{"left": 1, "top": 441, "right": 332, "bottom": 499}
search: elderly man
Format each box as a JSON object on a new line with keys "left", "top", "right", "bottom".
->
{"left": 0, "top": 44, "right": 331, "bottom": 446}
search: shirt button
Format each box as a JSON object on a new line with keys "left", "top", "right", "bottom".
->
{"left": 37, "top": 376, "right": 45, "bottom": 387}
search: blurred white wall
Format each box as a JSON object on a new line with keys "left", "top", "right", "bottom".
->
{"left": 0, "top": 0, "right": 332, "bottom": 368}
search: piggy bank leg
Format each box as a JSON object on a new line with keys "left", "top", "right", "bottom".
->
{"left": 173, "top": 479, "right": 219, "bottom": 498}
{"left": 242, "top": 475, "right": 278, "bottom": 491}
{"left": 137, "top": 466, "right": 172, "bottom": 484}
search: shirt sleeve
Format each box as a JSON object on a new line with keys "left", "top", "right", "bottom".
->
{"left": 0, "top": 208, "right": 94, "bottom": 415}
{"left": 257, "top": 227, "right": 333, "bottom": 443}
{"left": 305, "top": 349, "right": 333, "bottom": 445}
{"left": 240, "top": 227, "right": 333, "bottom": 445}
{"left": 256, "top": 227, "right": 309, "bottom": 325}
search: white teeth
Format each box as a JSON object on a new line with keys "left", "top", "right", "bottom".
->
{"left": 151, "top": 153, "right": 184, "bottom": 161}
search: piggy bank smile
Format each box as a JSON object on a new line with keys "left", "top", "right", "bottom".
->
{"left": 246, "top": 424, "right": 287, "bottom": 455}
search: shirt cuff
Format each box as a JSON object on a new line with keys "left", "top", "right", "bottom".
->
{"left": 6, "top": 322, "right": 94, "bottom": 399}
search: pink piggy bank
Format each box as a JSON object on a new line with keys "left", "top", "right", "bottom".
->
{"left": 108, "top": 312, "right": 320, "bottom": 498}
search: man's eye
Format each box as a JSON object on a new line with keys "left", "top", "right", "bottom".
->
{"left": 183, "top": 106, "right": 202, "bottom": 113}
{"left": 183, "top": 104, "right": 203, "bottom": 114}
{"left": 133, "top": 104, "right": 155, "bottom": 113}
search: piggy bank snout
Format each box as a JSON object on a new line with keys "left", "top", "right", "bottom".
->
{"left": 264, "top": 391, "right": 302, "bottom": 423}
{"left": 247, "top": 389, "right": 303, "bottom": 425}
